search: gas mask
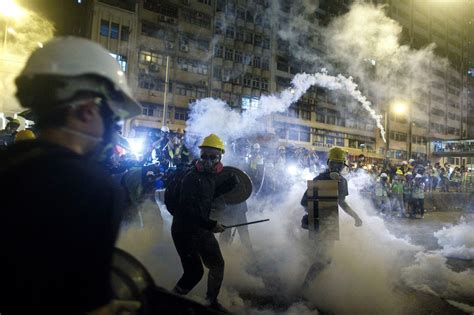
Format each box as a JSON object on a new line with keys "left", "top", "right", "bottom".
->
{"left": 199, "top": 152, "right": 222, "bottom": 173}
{"left": 328, "top": 161, "right": 344, "bottom": 180}
{"left": 89, "top": 99, "right": 121, "bottom": 164}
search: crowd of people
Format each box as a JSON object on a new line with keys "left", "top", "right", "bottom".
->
{"left": 1, "top": 37, "right": 472, "bottom": 314}
{"left": 433, "top": 141, "right": 474, "bottom": 153}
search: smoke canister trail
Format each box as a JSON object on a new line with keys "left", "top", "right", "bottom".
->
{"left": 187, "top": 70, "right": 386, "bottom": 145}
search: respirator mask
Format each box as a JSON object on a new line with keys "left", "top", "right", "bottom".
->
{"left": 328, "top": 161, "right": 345, "bottom": 180}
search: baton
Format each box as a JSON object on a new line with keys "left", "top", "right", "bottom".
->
{"left": 224, "top": 219, "right": 270, "bottom": 229}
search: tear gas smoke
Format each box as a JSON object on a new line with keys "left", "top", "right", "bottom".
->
{"left": 116, "top": 169, "right": 474, "bottom": 313}
{"left": 433, "top": 218, "right": 474, "bottom": 260}
{"left": 186, "top": 70, "right": 386, "bottom": 148}
{"left": 270, "top": 1, "right": 451, "bottom": 122}
{"left": 0, "top": 4, "right": 54, "bottom": 115}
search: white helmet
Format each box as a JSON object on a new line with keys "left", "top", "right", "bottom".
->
{"left": 409, "top": 159, "right": 415, "bottom": 164}
{"left": 16, "top": 37, "right": 140, "bottom": 118}
{"left": 161, "top": 126, "right": 170, "bottom": 133}
{"left": 253, "top": 143, "right": 260, "bottom": 150}
{"left": 415, "top": 174, "right": 423, "bottom": 179}
{"left": 380, "top": 173, "right": 388, "bottom": 178}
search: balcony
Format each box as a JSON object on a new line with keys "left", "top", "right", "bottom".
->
{"left": 432, "top": 140, "right": 474, "bottom": 157}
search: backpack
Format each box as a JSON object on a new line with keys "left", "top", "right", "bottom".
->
{"left": 164, "top": 165, "right": 193, "bottom": 215}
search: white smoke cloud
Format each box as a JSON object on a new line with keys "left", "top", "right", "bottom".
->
{"left": 434, "top": 218, "right": 474, "bottom": 260}
{"left": 116, "top": 171, "right": 474, "bottom": 314}
{"left": 0, "top": 4, "right": 54, "bottom": 115}
{"left": 186, "top": 70, "right": 386, "bottom": 149}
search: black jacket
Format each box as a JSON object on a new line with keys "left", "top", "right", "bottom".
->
{"left": 0, "top": 140, "right": 125, "bottom": 314}
{"left": 173, "top": 168, "right": 218, "bottom": 232}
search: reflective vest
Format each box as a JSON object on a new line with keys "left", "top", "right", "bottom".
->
{"left": 375, "top": 182, "right": 389, "bottom": 197}
{"left": 412, "top": 183, "right": 425, "bottom": 199}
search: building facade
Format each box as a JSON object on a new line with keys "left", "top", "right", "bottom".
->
{"left": 24, "top": 0, "right": 474, "bottom": 164}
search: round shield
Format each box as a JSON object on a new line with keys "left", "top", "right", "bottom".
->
{"left": 216, "top": 166, "right": 253, "bottom": 204}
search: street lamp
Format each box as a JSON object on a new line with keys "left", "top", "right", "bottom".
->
{"left": 1, "top": 0, "right": 26, "bottom": 55}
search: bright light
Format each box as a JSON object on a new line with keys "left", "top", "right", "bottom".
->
{"left": 287, "top": 164, "right": 298, "bottom": 176}
{"left": 128, "top": 137, "right": 144, "bottom": 157}
{"left": 7, "top": 27, "right": 15, "bottom": 34}
{"left": 0, "top": 0, "right": 26, "bottom": 19}
{"left": 37, "top": 42, "right": 43, "bottom": 48}
{"left": 391, "top": 102, "right": 408, "bottom": 115}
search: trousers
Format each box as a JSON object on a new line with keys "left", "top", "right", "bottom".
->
{"left": 171, "top": 227, "right": 224, "bottom": 302}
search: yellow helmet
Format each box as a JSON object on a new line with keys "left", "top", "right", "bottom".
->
{"left": 15, "top": 129, "right": 36, "bottom": 142}
{"left": 328, "top": 147, "right": 347, "bottom": 162}
{"left": 396, "top": 169, "right": 404, "bottom": 175}
{"left": 199, "top": 134, "right": 225, "bottom": 153}
{"left": 176, "top": 128, "right": 185, "bottom": 135}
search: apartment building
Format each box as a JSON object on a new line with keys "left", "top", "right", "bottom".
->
{"left": 22, "top": 0, "right": 473, "bottom": 162}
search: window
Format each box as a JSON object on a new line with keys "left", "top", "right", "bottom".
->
{"left": 301, "top": 110, "right": 311, "bottom": 120}
{"left": 245, "top": 10, "right": 254, "bottom": 22}
{"left": 215, "top": 20, "right": 223, "bottom": 34}
{"left": 243, "top": 74, "right": 252, "bottom": 87}
{"left": 177, "top": 58, "right": 209, "bottom": 75}
{"left": 110, "top": 53, "right": 128, "bottom": 72}
{"left": 262, "top": 58, "right": 269, "bottom": 70}
{"left": 142, "top": 103, "right": 156, "bottom": 116}
{"left": 389, "top": 131, "right": 408, "bottom": 142}
{"left": 222, "top": 69, "right": 232, "bottom": 82}
{"left": 261, "top": 78, "right": 268, "bottom": 91}
{"left": 241, "top": 96, "right": 260, "bottom": 110}
{"left": 213, "top": 66, "right": 222, "bottom": 80}
{"left": 138, "top": 74, "right": 165, "bottom": 91}
{"left": 225, "top": 26, "right": 235, "bottom": 38}
{"left": 236, "top": 28, "right": 244, "bottom": 41}
{"left": 174, "top": 108, "right": 188, "bottom": 120}
{"left": 262, "top": 37, "right": 270, "bottom": 49}
{"left": 277, "top": 57, "right": 288, "bottom": 72}
{"left": 254, "top": 35, "right": 262, "bottom": 47}
{"left": 120, "top": 26, "right": 130, "bottom": 41}
{"left": 214, "top": 45, "right": 223, "bottom": 58}
{"left": 243, "top": 54, "right": 252, "bottom": 65}
{"left": 110, "top": 23, "right": 119, "bottom": 39}
{"left": 182, "top": 8, "right": 211, "bottom": 29}
{"left": 197, "top": 87, "right": 207, "bottom": 98}
{"left": 224, "top": 48, "right": 234, "bottom": 61}
{"left": 139, "top": 51, "right": 164, "bottom": 65}
{"left": 252, "top": 77, "right": 260, "bottom": 88}
{"left": 234, "top": 50, "right": 243, "bottom": 63}
{"left": 253, "top": 56, "right": 261, "bottom": 68}
{"left": 244, "top": 32, "right": 253, "bottom": 44}
{"left": 100, "top": 19, "right": 109, "bottom": 37}
{"left": 198, "top": 0, "right": 211, "bottom": 5}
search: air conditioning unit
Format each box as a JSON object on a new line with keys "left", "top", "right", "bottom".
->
{"left": 180, "top": 44, "right": 189, "bottom": 52}
{"left": 149, "top": 64, "right": 160, "bottom": 72}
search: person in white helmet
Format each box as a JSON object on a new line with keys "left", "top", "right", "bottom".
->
{"left": 412, "top": 174, "right": 426, "bottom": 218}
{"left": 0, "top": 37, "right": 141, "bottom": 314}
{"left": 374, "top": 172, "right": 392, "bottom": 216}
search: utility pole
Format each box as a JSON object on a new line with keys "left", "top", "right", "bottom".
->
{"left": 162, "top": 56, "right": 170, "bottom": 127}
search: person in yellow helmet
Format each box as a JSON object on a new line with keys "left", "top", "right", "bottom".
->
{"left": 300, "top": 146, "right": 363, "bottom": 288}
{"left": 14, "top": 129, "right": 36, "bottom": 142}
{"left": 171, "top": 133, "right": 237, "bottom": 312}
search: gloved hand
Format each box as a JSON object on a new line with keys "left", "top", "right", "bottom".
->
{"left": 355, "top": 218, "right": 363, "bottom": 227}
{"left": 212, "top": 223, "right": 226, "bottom": 233}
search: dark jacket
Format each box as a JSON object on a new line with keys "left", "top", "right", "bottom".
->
{"left": 172, "top": 168, "right": 218, "bottom": 233}
{"left": 0, "top": 140, "right": 125, "bottom": 314}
